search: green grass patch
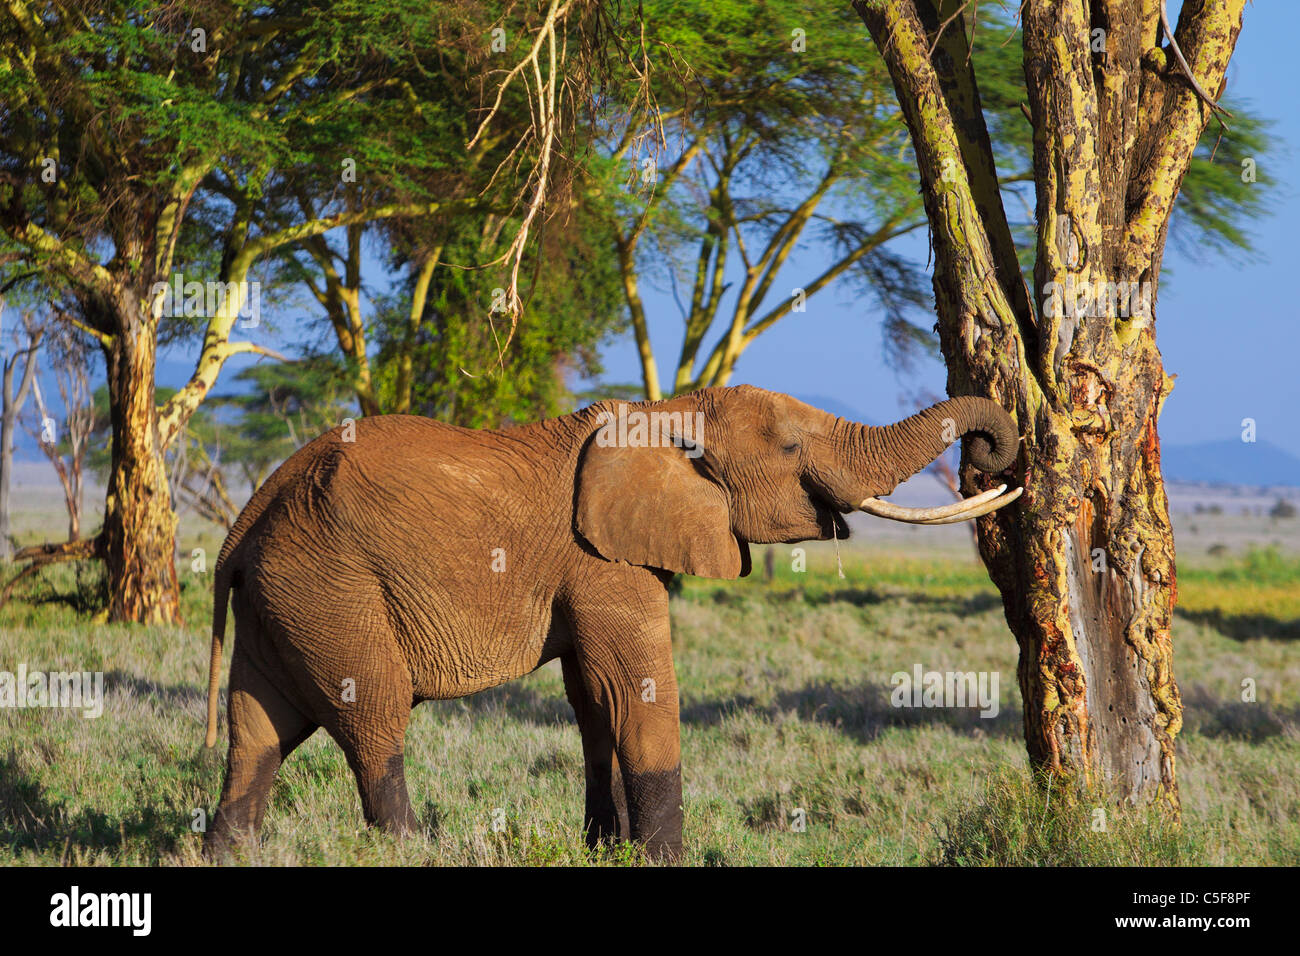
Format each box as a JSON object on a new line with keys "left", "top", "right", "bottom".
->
{"left": 0, "top": 549, "right": 1296, "bottom": 865}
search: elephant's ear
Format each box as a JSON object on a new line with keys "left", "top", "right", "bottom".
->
{"left": 575, "top": 437, "right": 750, "bottom": 580}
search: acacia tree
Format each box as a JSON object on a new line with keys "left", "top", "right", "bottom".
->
{"left": 851, "top": 0, "right": 1255, "bottom": 807}
{"left": 0, "top": 0, "right": 610, "bottom": 622}
{"left": 608, "top": 0, "right": 946, "bottom": 400}
{"left": 261, "top": 0, "right": 633, "bottom": 427}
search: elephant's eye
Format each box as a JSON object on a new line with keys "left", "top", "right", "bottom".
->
{"left": 781, "top": 440, "right": 801, "bottom": 454}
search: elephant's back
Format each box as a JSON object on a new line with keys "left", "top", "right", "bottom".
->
{"left": 216, "top": 416, "right": 476, "bottom": 575}
{"left": 218, "top": 414, "right": 570, "bottom": 579}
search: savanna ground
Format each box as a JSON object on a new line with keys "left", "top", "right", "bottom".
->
{"left": 0, "top": 490, "right": 1297, "bottom": 866}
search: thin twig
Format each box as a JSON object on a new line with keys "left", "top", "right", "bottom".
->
{"left": 466, "top": 0, "right": 575, "bottom": 362}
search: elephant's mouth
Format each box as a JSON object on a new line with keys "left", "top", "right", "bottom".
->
{"left": 811, "top": 494, "right": 851, "bottom": 541}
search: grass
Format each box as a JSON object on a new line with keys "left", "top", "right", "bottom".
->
{"left": 0, "top": 544, "right": 1296, "bottom": 866}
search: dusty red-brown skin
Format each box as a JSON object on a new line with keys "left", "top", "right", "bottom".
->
{"left": 204, "top": 385, "right": 1017, "bottom": 861}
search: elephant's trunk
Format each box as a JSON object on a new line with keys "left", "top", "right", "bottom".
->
{"left": 866, "top": 395, "right": 1018, "bottom": 483}
{"left": 848, "top": 396, "right": 1022, "bottom": 524}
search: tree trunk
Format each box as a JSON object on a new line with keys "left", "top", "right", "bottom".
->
{"left": 853, "top": 0, "right": 1246, "bottom": 810}
{"left": 974, "top": 280, "right": 1180, "bottom": 807}
{"left": 96, "top": 291, "right": 180, "bottom": 624}
{"left": 0, "top": 407, "right": 15, "bottom": 563}
{"left": 0, "top": 399, "right": 16, "bottom": 563}
{"left": 0, "top": 330, "right": 41, "bottom": 563}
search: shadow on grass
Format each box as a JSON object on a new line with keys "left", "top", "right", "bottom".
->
{"left": 106, "top": 670, "right": 209, "bottom": 709}
{"left": 0, "top": 750, "right": 184, "bottom": 859}
{"left": 681, "top": 680, "right": 1023, "bottom": 743}
{"left": 3, "top": 560, "right": 107, "bottom": 617}
{"left": 817, "top": 589, "right": 1004, "bottom": 617}
{"left": 421, "top": 682, "right": 573, "bottom": 726}
{"left": 109, "top": 658, "right": 1028, "bottom": 758}
{"left": 1181, "top": 683, "right": 1300, "bottom": 742}
{"left": 1175, "top": 607, "right": 1300, "bottom": 642}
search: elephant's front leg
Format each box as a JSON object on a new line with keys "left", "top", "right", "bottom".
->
{"left": 616, "top": 696, "right": 683, "bottom": 863}
{"left": 570, "top": 596, "right": 684, "bottom": 862}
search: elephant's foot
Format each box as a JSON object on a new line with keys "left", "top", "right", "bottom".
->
{"left": 358, "top": 753, "right": 418, "bottom": 835}
{"left": 203, "top": 809, "right": 259, "bottom": 863}
{"left": 624, "top": 766, "right": 685, "bottom": 864}
{"left": 643, "top": 839, "right": 684, "bottom": 864}
{"left": 374, "top": 808, "right": 419, "bottom": 838}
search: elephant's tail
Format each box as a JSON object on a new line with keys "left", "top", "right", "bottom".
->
{"left": 205, "top": 566, "right": 231, "bottom": 748}
{"left": 202, "top": 433, "right": 319, "bottom": 748}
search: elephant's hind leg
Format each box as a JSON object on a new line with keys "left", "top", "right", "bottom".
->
{"left": 323, "top": 639, "right": 419, "bottom": 836}
{"left": 336, "top": 730, "right": 417, "bottom": 836}
{"left": 206, "top": 650, "right": 316, "bottom": 860}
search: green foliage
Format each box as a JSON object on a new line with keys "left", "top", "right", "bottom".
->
{"left": 372, "top": 204, "right": 626, "bottom": 428}
{"left": 210, "top": 0, "right": 633, "bottom": 425}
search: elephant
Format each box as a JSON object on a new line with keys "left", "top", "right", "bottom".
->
{"left": 202, "top": 385, "right": 1020, "bottom": 861}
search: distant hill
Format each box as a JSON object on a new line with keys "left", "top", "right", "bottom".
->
{"left": 1161, "top": 440, "right": 1300, "bottom": 488}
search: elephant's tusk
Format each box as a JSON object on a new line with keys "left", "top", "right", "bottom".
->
{"left": 908, "top": 486, "right": 1023, "bottom": 524}
{"left": 857, "top": 485, "right": 1023, "bottom": 524}
{"left": 858, "top": 484, "right": 1008, "bottom": 521}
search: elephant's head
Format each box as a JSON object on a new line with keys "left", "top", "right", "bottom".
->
{"left": 575, "top": 386, "right": 1020, "bottom": 579}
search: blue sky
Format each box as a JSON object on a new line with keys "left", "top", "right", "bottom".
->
{"left": 591, "top": 3, "right": 1300, "bottom": 457}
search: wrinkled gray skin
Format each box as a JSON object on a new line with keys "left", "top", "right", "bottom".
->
{"left": 204, "top": 386, "right": 1018, "bottom": 861}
